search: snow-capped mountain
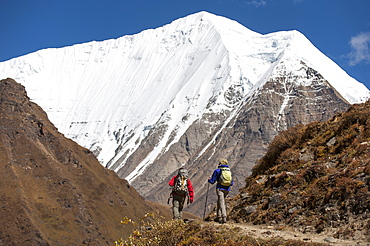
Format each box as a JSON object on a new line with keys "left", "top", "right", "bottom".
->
{"left": 1, "top": 11, "right": 369, "bottom": 215}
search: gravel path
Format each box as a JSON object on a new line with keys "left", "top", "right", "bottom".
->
{"left": 207, "top": 221, "right": 368, "bottom": 245}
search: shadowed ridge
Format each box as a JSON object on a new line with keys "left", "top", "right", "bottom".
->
{"left": 0, "top": 78, "right": 173, "bottom": 245}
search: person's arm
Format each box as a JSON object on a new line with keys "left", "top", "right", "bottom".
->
{"left": 187, "top": 179, "right": 194, "bottom": 202}
{"left": 168, "top": 175, "right": 177, "bottom": 186}
{"left": 208, "top": 169, "right": 219, "bottom": 184}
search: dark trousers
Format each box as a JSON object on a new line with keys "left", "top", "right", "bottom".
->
{"left": 172, "top": 193, "right": 186, "bottom": 219}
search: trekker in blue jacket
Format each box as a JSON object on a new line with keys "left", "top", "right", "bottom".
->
{"left": 208, "top": 159, "right": 234, "bottom": 224}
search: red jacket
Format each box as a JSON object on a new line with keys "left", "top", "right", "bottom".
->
{"left": 168, "top": 175, "right": 194, "bottom": 202}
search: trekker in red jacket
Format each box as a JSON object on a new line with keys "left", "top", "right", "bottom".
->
{"left": 168, "top": 168, "right": 194, "bottom": 220}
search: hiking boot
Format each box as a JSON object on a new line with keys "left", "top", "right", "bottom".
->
{"left": 214, "top": 217, "right": 221, "bottom": 223}
{"left": 221, "top": 217, "right": 227, "bottom": 224}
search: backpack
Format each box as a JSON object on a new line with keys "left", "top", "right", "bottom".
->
{"left": 173, "top": 168, "right": 189, "bottom": 195}
{"left": 218, "top": 167, "right": 232, "bottom": 186}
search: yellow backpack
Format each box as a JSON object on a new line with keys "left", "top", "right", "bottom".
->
{"left": 219, "top": 167, "right": 232, "bottom": 186}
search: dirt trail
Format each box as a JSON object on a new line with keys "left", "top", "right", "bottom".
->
{"left": 205, "top": 221, "right": 369, "bottom": 246}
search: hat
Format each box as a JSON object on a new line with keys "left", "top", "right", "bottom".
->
{"left": 219, "top": 159, "right": 228, "bottom": 165}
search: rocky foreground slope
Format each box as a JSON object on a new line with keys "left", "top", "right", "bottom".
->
{"left": 0, "top": 78, "right": 174, "bottom": 245}
{"left": 225, "top": 100, "right": 370, "bottom": 241}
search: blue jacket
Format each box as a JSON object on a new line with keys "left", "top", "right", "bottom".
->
{"left": 208, "top": 165, "right": 234, "bottom": 191}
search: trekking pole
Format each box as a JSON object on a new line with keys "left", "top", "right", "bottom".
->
{"left": 203, "top": 182, "right": 210, "bottom": 220}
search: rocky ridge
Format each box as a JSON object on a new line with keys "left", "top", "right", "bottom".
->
{"left": 225, "top": 99, "right": 370, "bottom": 242}
{"left": 0, "top": 78, "right": 175, "bottom": 245}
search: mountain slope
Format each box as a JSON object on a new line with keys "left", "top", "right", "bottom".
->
{"left": 0, "top": 78, "right": 173, "bottom": 245}
{"left": 146, "top": 59, "right": 352, "bottom": 216}
{"left": 226, "top": 100, "right": 370, "bottom": 241}
{"left": 0, "top": 11, "right": 369, "bottom": 216}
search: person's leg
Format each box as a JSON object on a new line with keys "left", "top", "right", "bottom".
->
{"left": 172, "top": 194, "right": 186, "bottom": 219}
{"left": 172, "top": 195, "right": 181, "bottom": 219}
{"left": 216, "top": 188, "right": 223, "bottom": 222}
{"left": 221, "top": 189, "right": 229, "bottom": 223}
{"left": 178, "top": 195, "right": 186, "bottom": 219}
{"left": 217, "top": 189, "right": 229, "bottom": 223}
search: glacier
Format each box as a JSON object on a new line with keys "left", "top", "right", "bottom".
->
{"left": 0, "top": 11, "right": 369, "bottom": 184}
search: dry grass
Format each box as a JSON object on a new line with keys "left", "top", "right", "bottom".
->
{"left": 116, "top": 214, "right": 326, "bottom": 246}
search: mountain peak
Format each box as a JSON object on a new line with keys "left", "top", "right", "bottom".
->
{"left": 177, "top": 11, "right": 260, "bottom": 36}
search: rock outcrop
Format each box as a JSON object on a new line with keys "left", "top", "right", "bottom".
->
{"left": 226, "top": 99, "right": 370, "bottom": 241}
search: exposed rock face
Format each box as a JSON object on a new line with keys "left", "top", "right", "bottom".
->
{"left": 0, "top": 78, "right": 172, "bottom": 245}
{"left": 135, "top": 62, "right": 350, "bottom": 216}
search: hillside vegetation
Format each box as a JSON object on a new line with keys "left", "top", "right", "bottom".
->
{"left": 227, "top": 100, "right": 370, "bottom": 241}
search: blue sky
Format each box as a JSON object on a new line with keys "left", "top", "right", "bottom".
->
{"left": 1, "top": 0, "right": 370, "bottom": 90}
